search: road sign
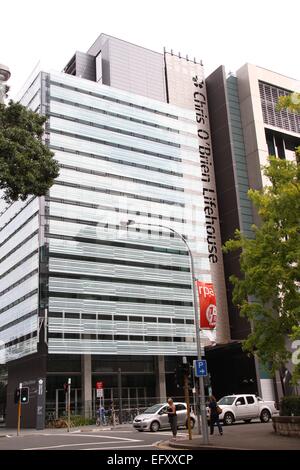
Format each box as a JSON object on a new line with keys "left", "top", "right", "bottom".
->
{"left": 97, "top": 389, "right": 104, "bottom": 398}
{"left": 96, "top": 381, "right": 104, "bottom": 390}
{"left": 194, "top": 359, "right": 208, "bottom": 377}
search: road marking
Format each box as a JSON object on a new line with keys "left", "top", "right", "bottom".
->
{"left": 24, "top": 440, "right": 140, "bottom": 450}
{"left": 41, "top": 433, "right": 139, "bottom": 441}
{"left": 83, "top": 444, "right": 157, "bottom": 450}
{"left": 76, "top": 434, "right": 140, "bottom": 441}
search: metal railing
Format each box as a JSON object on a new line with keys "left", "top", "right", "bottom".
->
{"left": 45, "top": 395, "right": 195, "bottom": 427}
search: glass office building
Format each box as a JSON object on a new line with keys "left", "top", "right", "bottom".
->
{"left": 2, "top": 52, "right": 221, "bottom": 424}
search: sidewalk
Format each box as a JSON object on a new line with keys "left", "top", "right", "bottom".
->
{"left": 0, "top": 422, "right": 133, "bottom": 438}
{"left": 160, "top": 423, "right": 300, "bottom": 451}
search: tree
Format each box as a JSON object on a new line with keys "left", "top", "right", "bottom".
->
{"left": 0, "top": 101, "right": 59, "bottom": 203}
{"left": 223, "top": 153, "right": 300, "bottom": 386}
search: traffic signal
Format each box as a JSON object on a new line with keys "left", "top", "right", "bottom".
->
{"left": 187, "top": 365, "right": 194, "bottom": 389}
{"left": 14, "top": 387, "right": 29, "bottom": 404}
{"left": 174, "top": 364, "right": 184, "bottom": 388}
{"left": 203, "top": 373, "right": 211, "bottom": 388}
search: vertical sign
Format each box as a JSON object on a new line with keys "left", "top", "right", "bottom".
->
{"left": 36, "top": 377, "right": 46, "bottom": 430}
{"left": 164, "top": 52, "right": 231, "bottom": 344}
{"left": 196, "top": 281, "right": 217, "bottom": 329}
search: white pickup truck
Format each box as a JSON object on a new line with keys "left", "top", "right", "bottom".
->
{"left": 211, "top": 394, "right": 279, "bottom": 425}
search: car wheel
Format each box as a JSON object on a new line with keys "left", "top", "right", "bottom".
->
{"left": 244, "top": 419, "right": 251, "bottom": 423}
{"left": 223, "top": 412, "right": 234, "bottom": 425}
{"left": 260, "top": 409, "right": 271, "bottom": 423}
{"left": 150, "top": 420, "right": 160, "bottom": 432}
{"left": 186, "top": 418, "right": 195, "bottom": 429}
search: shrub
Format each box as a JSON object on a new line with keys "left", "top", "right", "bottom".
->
{"left": 70, "top": 415, "right": 95, "bottom": 427}
{"left": 280, "top": 396, "right": 300, "bottom": 416}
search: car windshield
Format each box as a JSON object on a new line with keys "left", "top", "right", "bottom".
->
{"left": 218, "top": 396, "right": 236, "bottom": 405}
{"left": 143, "top": 404, "right": 164, "bottom": 414}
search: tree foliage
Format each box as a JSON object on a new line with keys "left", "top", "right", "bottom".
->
{"left": 0, "top": 101, "right": 59, "bottom": 203}
{"left": 223, "top": 154, "right": 300, "bottom": 383}
{"left": 277, "top": 92, "right": 300, "bottom": 115}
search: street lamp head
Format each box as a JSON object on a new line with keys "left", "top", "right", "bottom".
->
{"left": 0, "top": 64, "right": 11, "bottom": 82}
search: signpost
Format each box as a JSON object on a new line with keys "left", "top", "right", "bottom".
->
{"left": 67, "top": 378, "right": 71, "bottom": 432}
{"left": 17, "top": 382, "right": 22, "bottom": 436}
{"left": 96, "top": 381, "right": 104, "bottom": 423}
{"left": 194, "top": 359, "right": 208, "bottom": 377}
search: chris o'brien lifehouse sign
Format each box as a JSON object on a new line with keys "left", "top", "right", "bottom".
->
{"left": 192, "top": 76, "right": 219, "bottom": 264}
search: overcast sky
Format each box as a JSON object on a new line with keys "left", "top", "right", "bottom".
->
{"left": 1, "top": 0, "right": 299, "bottom": 98}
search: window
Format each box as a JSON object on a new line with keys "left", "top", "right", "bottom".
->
{"left": 172, "top": 318, "right": 184, "bottom": 324}
{"left": 98, "top": 334, "right": 112, "bottom": 340}
{"left": 146, "top": 336, "right": 158, "bottom": 342}
{"left": 49, "top": 312, "right": 63, "bottom": 318}
{"left": 82, "top": 334, "right": 97, "bottom": 340}
{"left": 129, "top": 336, "right": 143, "bottom": 341}
{"left": 158, "top": 318, "right": 171, "bottom": 323}
{"left": 129, "top": 316, "right": 143, "bottom": 322}
{"left": 145, "top": 317, "right": 157, "bottom": 323}
{"left": 65, "top": 312, "right": 79, "bottom": 319}
{"left": 64, "top": 333, "right": 80, "bottom": 339}
{"left": 246, "top": 396, "right": 255, "bottom": 404}
{"left": 82, "top": 314, "right": 95, "bottom": 320}
{"left": 114, "top": 315, "right": 127, "bottom": 321}
{"left": 175, "top": 404, "right": 186, "bottom": 411}
{"left": 235, "top": 397, "right": 246, "bottom": 405}
{"left": 48, "top": 333, "right": 63, "bottom": 338}
{"left": 98, "top": 314, "right": 112, "bottom": 321}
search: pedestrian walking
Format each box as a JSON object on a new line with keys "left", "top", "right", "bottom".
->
{"left": 208, "top": 395, "right": 223, "bottom": 435}
{"left": 100, "top": 404, "right": 106, "bottom": 425}
{"left": 166, "top": 398, "right": 177, "bottom": 439}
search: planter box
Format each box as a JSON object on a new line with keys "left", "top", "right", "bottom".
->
{"left": 272, "top": 416, "right": 300, "bottom": 437}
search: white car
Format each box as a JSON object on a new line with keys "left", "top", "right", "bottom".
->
{"left": 209, "top": 394, "right": 279, "bottom": 425}
{"left": 133, "top": 402, "right": 196, "bottom": 432}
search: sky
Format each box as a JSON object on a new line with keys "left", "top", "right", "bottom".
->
{"left": 1, "top": 0, "right": 299, "bottom": 98}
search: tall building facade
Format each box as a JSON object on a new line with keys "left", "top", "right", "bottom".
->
{"left": 1, "top": 34, "right": 232, "bottom": 427}
{"left": 206, "top": 64, "right": 300, "bottom": 400}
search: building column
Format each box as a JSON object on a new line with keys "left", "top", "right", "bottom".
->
{"left": 81, "top": 354, "right": 92, "bottom": 419}
{"left": 155, "top": 356, "right": 166, "bottom": 402}
{"left": 256, "top": 360, "right": 276, "bottom": 401}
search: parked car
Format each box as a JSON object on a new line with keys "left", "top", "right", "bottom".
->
{"left": 133, "top": 402, "right": 196, "bottom": 432}
{"left": 207, "top": 394, "right": 279, "bottom": 425}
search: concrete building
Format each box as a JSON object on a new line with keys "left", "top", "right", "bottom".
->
{"left": 206, "top": 64, "right": 300, "bottom": 400}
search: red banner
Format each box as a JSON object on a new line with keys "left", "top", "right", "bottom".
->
{"left": 196, "top": 281, "right": 217, "bottom": 329}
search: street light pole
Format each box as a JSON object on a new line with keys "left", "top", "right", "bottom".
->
{"left": 123, "top": 220, "right": 209, "bottom": 444}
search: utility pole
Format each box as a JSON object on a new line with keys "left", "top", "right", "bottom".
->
{"left": 118, "top": 368, "right": 122, "bottom": 424}
{"left": 17, "top": 382, "right": 22, "bottom": 436}
{"left": 183, "top": 359, "right": 192, "bottom": 440}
